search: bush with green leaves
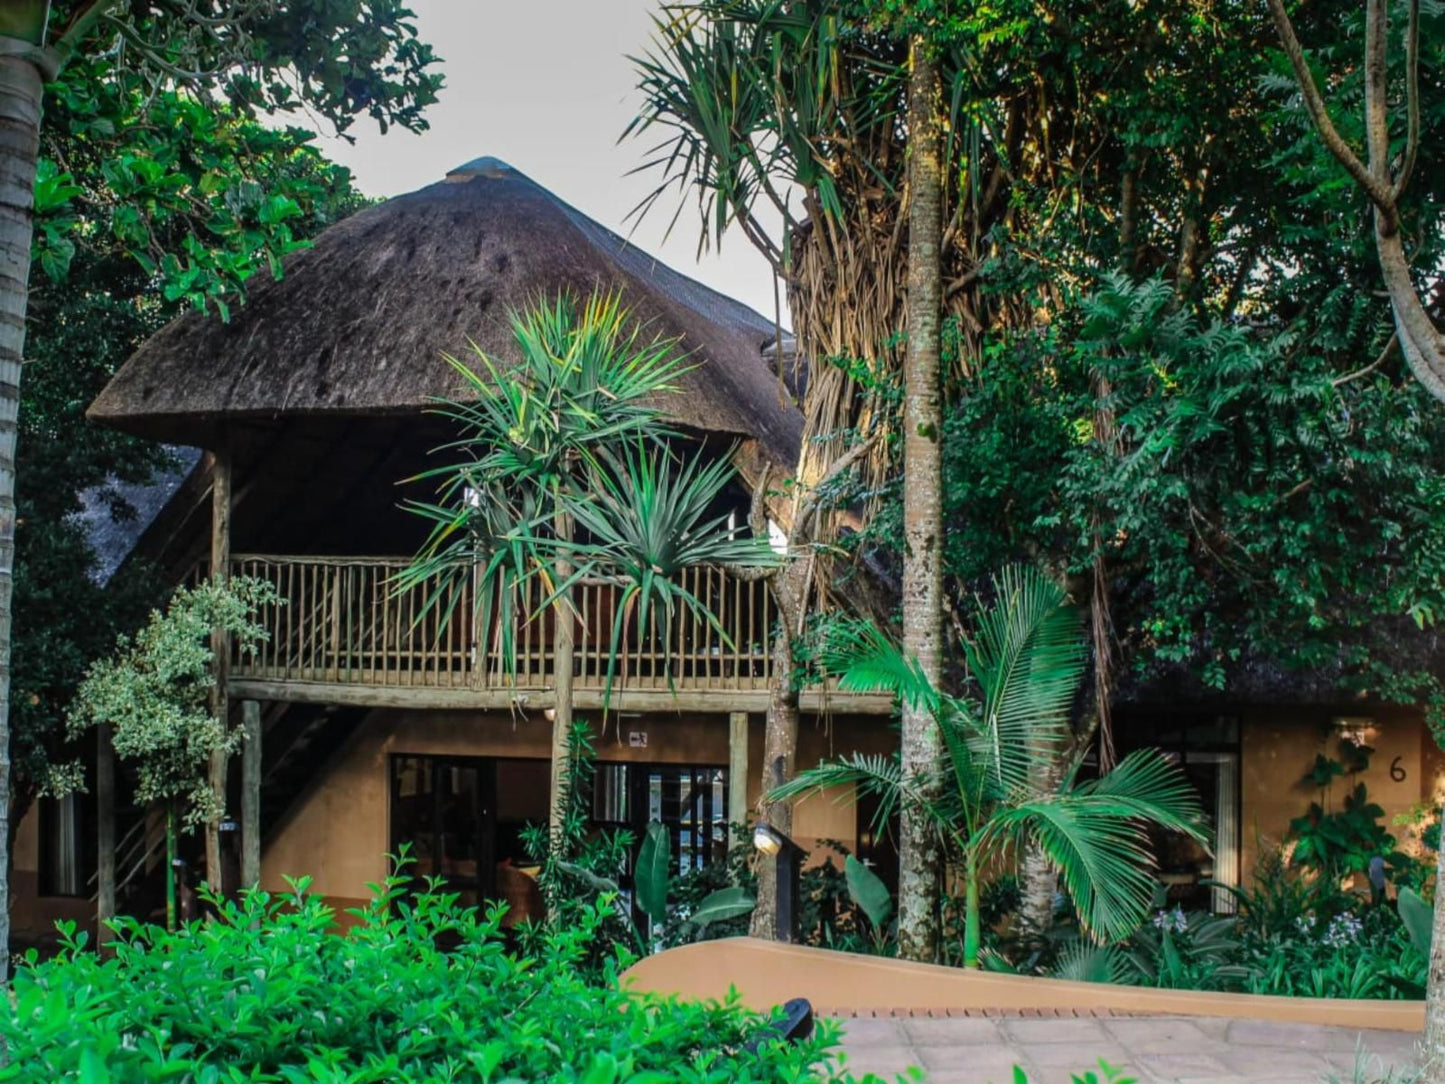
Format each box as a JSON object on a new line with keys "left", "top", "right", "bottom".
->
{"left": 775, "top": 565, "right": 1204, "bottom": 967}
{"left": 1, "top": 872, "right": 859, "bottom": 1083}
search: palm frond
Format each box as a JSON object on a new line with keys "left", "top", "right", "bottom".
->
{"left": 965, "top": 564, "right": 1087, "bottom": 797}
{"left": 981, "top": 752, "right": 1204, "bottom": 944}
{"left": 820, "top": 619, "right": 938, "bottom": 711}
{"left": 1052, "top": 939, "right": 1137, "bottom": 986}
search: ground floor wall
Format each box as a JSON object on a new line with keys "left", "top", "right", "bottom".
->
{"left": 260, "top": 708, "right": 896, "bottom": 912}
{"left": 11, "top": 802, "right": 91, "bottom": 947}
{"left": 1239, "top": 704, "right": 1442, "bottom": 877}
{"left": 19, "top": 699, "right": 1445, "bottom": 940}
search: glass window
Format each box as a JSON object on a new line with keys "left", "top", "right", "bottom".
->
{"left": 39, "top": 793, "right": 86, "bottom": 897}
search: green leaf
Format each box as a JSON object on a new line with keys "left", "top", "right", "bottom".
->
{"left": 635, "top": 821, "right": 671, "bottom": 925}
{"left": 1399, "top": 887, "right": 1433, "bottom": 957}
{"left": 687, "top": 886, "right": 756, "bottom": 930}
{"left": 844, "top": 854, "right": 893, "bottom": 929}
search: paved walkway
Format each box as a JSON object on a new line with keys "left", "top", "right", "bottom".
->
{"left": 834, "top": 1011, "right": 1421, "bottom": 1083}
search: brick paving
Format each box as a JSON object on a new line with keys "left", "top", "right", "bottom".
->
{"left": 831, "top": 1012, "right": 1421, "bottom": 1083}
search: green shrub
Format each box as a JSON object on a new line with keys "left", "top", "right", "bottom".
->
{"left": 1, "top": 873, "right": 858, "bottom": 1082}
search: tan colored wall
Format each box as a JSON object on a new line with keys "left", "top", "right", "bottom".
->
{"left": 10, "top": 801, "right": 93, "bottom": 942}
{"left": 262, "top": 708, "right": 897, "bottom": 906}
{"left": 1240, "top": 705, "right": 1432, "bottom": 879}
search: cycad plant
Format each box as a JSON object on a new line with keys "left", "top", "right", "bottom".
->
{"left": 399, "top": 290, "right": 775, "bottom": 712}
{"left": 771, "top": 566, "right": 1205, "bottom": 966}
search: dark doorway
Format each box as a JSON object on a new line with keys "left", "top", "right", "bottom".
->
{"left": 1116, "top": 713, "right": 1242, "bottom": 913}
{"left": 389, "top": 755, "right": 550, "bottom": 924}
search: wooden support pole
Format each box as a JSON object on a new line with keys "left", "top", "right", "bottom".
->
{"left": 96, "top": 722, "right": 115, "bottom": 946}
{"left": 206, "top": 448, "right": 232, "bottom": 891}
{"left": 728, "top": 711, "right": 750, "bottom": 830}
{"left": 240, "top": 699, "right": 261, "bottom": 889}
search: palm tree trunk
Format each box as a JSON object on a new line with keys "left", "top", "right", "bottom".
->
{"left": 1424, "top": 797, "right": 1445, "bottom": 1079}
{"left": 0, "top": 49, "right": 44, "bottom": 982}
{"left": 897, "top": 34, "right": 945, "bottom": 964}
{"left": 750, "top": 567, "right": 804, "bottom": 940}
{"left": 963, "top": 846, "right": 981, "bottom": 968}
{"left": 1019, "top": 750, "right": 1065, "bottom": 934}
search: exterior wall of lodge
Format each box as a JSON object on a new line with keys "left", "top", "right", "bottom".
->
{"left": 1238, "top": 703, "right": 1444, "bottom": 876}
{"left": 260, "top": 708, "right": 896, "bottom": 914}
{"left": 13, "top": 701, "right": 1445, "bottom": 941}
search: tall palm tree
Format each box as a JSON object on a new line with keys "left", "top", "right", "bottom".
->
{"left": 399, "top": 292, "right": 775, "bottom": 833}
{"left": 898, "top": 32, "right": 947, "bottom": 963}
{"left": 772, "top": 566, "right": 1204, "bottom": 966}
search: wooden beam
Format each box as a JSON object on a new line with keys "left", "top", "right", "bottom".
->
{"left": 227, "top": 677, "right": 894, "bottom": 715}
{"left": 96, "top": 723, "right": 115, "bottom": 948}
{"left": 205, "top": 448, "right": 233, "bottom": 891}
{"left": 240, "top": 700, "right": 262, "bottom": 889}
{"left": 728, "top": 712, "right": 750, "bottom": 828}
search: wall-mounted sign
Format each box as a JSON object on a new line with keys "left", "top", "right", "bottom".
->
{"left": 628, "top": 731, "right": 648, "bottom": 749}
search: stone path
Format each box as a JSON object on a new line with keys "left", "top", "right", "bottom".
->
{"left": 833, "top": 1012, "right": 1421, "bottom": 1083}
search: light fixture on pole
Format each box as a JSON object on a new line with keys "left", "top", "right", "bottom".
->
{"left": 752, "top": 821, "right": 805, "bottom": 943}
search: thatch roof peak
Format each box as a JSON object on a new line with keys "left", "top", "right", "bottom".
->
{"left": 88, "top": 162, "right": 802, "bottom": 470}
{"left": 446, "top": 156, "right": 515, "bottom": 179}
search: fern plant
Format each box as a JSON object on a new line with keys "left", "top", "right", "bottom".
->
{"left": 771, "top": 565, "right": 1205, "bottom": 966}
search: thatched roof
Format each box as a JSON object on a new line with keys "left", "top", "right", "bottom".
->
{"left": 73, "top": 446, "right": 202, "bottom": 584}
{"left": 88, "top": 158, "right": 801, "bottom": 468}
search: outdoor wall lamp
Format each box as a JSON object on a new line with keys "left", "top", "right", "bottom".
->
{"left": 752, "top": 821, "right": 805, "bottom": 944}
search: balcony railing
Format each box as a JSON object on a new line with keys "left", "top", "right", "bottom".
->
{"left": 226, "top": 554, "right": 778, "bottom": 696}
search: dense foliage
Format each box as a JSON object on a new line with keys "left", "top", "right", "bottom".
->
{"left": 35, "top": 0, "right": 441, "bottom": 314}
{"left": 61, "top": 577, "right": 276, "bottom": 824}
{"left": 777, "top": 566, "right": 1204, "bottom": 964}
{"left": 1033, "top": 847, "right": 1433, "bottom": 1003}
{"left": 0, "top": 874, "right": 857, "bottom": 1083}
{"left": 634, "top": 0, "right": 1445, "bottom": 728}
{"left": 13, "top": 72, "right": 371, "bottom": 842}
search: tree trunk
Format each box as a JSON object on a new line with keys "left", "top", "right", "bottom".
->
{"left": 1018, "top": 750, "right": 1066, "bottom": 935}
{"left": 749, "top": 565, "right": 804, "bottom": 941}
{"left": 548, "top": 512, "right": 575, "bottom": 842}
{"left": 1424, "top": 799, "right": 1445, "bottom": 1078}
{"left": 962, "top": 846, "right": 981, "bottom": 968}
{"left": 0, "top": 50, "right": 43, "bottom": 983}
{"left": 164, "top": 802, "right": 178, "bottom": 931}
{"left": 897, "top": 35, "right": 944, "bottom": 964}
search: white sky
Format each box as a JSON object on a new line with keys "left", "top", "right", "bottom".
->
{"left": 308, "top": 0, "right": 783, "bottom": 322}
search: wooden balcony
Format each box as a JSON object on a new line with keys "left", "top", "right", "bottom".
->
{"left": 224, "top": 555, "right": 891, "bottom": 713}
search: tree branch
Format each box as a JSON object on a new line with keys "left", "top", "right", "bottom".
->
{"left": 788, "top": 432, "right": 881, "bottom": 549}
{"left": 1263, "top": 0, "right": 1396, "bottom": 214}
{"left": 1333, "top": 333, "right": 1397, "bottom": 387}
{"left": 1393, "top": 0, "right": 1420, "bottom": 200}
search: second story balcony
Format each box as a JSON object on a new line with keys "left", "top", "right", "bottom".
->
{"left": 223, "top": 554, "right": 891, "bottom": 714}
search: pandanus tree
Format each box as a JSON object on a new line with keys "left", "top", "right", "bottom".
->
{"left": 398, "top": 292, "right": 775, "bottom": 836}
{"left": 771, "top": 566, "right": 1205, "bottom": 966}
